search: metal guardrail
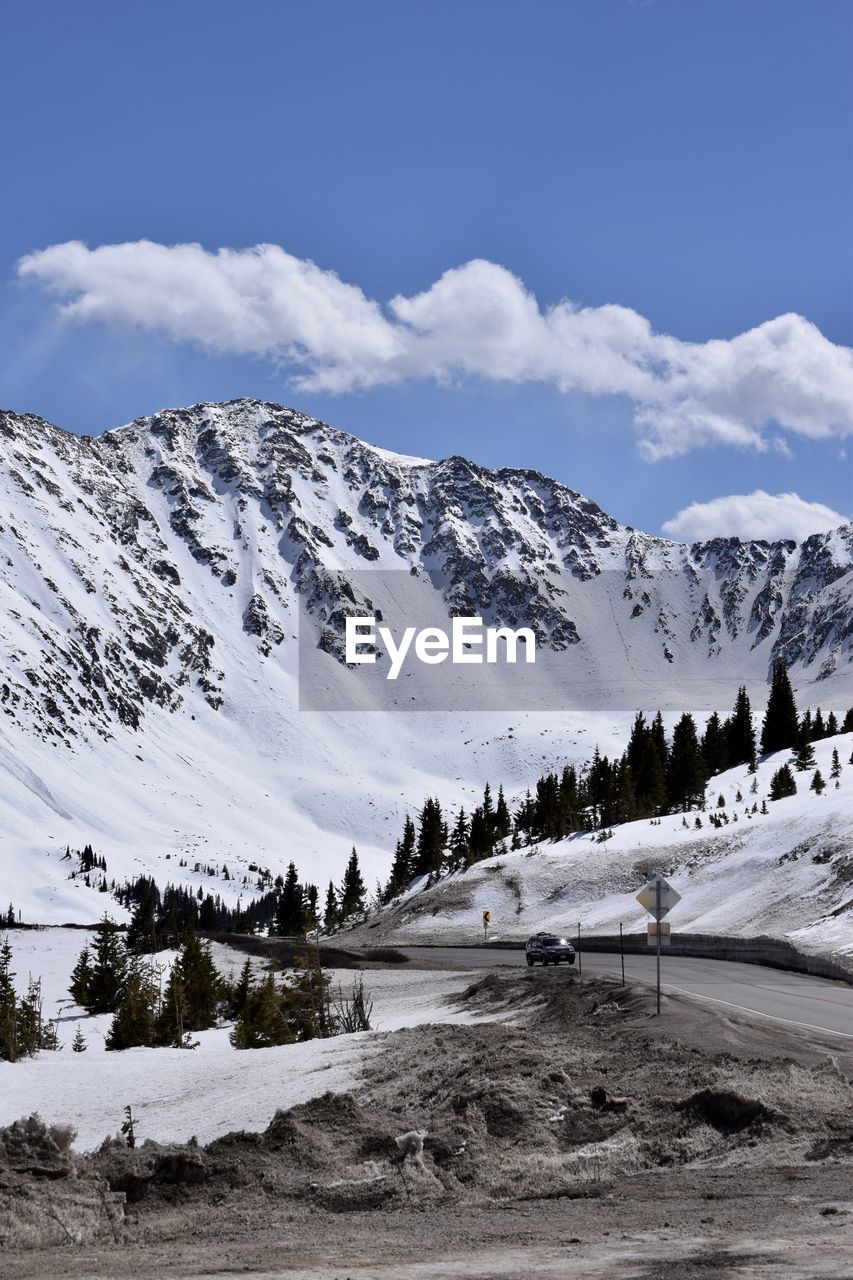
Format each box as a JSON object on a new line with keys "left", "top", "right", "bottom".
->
{"left": 410, "top": 933, "right": 853, "bottom": 986}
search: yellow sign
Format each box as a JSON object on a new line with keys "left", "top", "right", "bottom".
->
{"left": 636, "top": 874, "right": 681, "bottom": 921}
{"left": 483, "top": 911, "right": 490, "bottom": 924}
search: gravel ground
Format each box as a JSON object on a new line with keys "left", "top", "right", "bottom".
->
{"left": 3, "top": 968, "right": 852, "bottom": 1278}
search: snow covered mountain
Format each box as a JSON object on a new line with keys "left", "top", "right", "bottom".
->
{"left": 1, "top": 398, "right": 851, "bottom": 923}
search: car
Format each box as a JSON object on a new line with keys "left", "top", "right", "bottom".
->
{"left": 525, "top": 932, "right": 576, "bottom": 966}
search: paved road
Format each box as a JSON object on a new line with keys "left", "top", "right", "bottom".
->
{"left": 397, "top": 946, "right": 853, "bottom": 1040}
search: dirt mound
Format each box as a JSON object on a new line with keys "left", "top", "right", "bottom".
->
{"left": 0, "top": 1116, "right": 123, "bottom": 1251}
{"left": 677, "top": 1088, "right": 775, "bottom": 1134}
{"left": 0, "top": 1115, "right": 75, "bottom": 1181}
{"left": 91, "top": 1137, "right": 210, "bottom": 1202}
{"left": 461, "top": 968, "right": 661, "bottom": 1031}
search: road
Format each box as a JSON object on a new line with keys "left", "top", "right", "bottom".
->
{"left": 396, "top": 945, "right": 853, "bottom": 1040}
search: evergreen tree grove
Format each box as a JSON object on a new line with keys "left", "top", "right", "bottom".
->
{"left": 158, "top": 932, "right": 222, "bottom": 1043}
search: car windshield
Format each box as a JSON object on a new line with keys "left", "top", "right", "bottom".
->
{"left": 541, "top": 936, "right": 560, "bottom": 946}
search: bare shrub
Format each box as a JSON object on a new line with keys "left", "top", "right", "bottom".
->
{"left": 333, "top": 975, "right": 374, "bottom": 1033}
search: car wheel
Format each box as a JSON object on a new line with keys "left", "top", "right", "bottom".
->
{"left": 526, "top": 955, "right": 534, "bottom": 967}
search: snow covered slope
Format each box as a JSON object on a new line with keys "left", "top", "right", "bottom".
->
{"left": 0, "top": 399, "right": 850, "bottom": 923}
{"left": 0, "top": 928, "right": 487, "bottom": 1150}
{"left": 362, "top": 736, "right": 853, "bottom": 956}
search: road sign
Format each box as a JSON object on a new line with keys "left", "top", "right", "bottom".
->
{"left": 483, "top": 911, "right": 490, "bottom": 924}
{"left": 635, "top": 873, "right": 681, "bottom": 1016}
{"left": 647, "top": 921, "right": 671, "bottom": 947}
{"left": 636, "top": 874, "right": 681, "bottom": 921}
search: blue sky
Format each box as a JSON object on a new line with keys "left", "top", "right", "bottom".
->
{"left": 1, "top": 0, "right": 851, "bottom": 540}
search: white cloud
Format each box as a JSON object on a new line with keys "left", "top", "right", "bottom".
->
{"left": 17, "top": 241, "right": 853, "bottom": 459}
{"left": 661, "top": 491, "right": 848, "bottom": 544}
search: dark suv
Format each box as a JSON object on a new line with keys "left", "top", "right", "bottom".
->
{"left": 525, "top": 932, "right": 576, "bottom": 966}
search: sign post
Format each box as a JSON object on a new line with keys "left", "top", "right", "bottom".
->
{"left": 655, "top": 878, "right": 661, "bottom": 1015}
{"left": 482, "top": 910, "right": 490, "bottom": 943}
{"left": 635, "top": 873, "right": 681, "bottom": 1016}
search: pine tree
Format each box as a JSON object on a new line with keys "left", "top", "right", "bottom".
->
{"left": 638, "top": 711, "right": 669, "bottom": 815}
{"left": 158, "top": 932, "right": 221, "bottom": 1044}
{"left": 69, "top": 946, "right": 94, "bottom": 1008}
{"left": 228, "top": 957, "right": 253, "bottom": 1020}
{"left": 0, "top": 946, "right": 54, "bottom": 1059}
{"left": 793, "top": 732, "right": 816, "bottom": 772}
{"left": 0, "top": 939, "right": 17, "bottom": 1062}
{"left": 400, "top": 815, "right": 416, "bottom": 871}
{"left": 667, "top": 713, "right": 707, "bottom": 811}
{"left": 105, "top": 964, "right": 158, "bottom": 1050}
{"left": 125, "top": 881, "right": 160, "bottom": 954}
{"left": 810, "top": 769, "right": 826, "bottom": 795}
{"left": 515, "top": 788, "right": 535, "bottom": 845}
{"left": 285, "top": 958, "right": 333, "bottom": 1041}
{"left": 16, "top": 977, "right": 45, "bottom": 1057}
{"left": 274, "top": 863, "right": 306, "bottom": 937}
{"left": 413, "top": 799, "right": 445, "bottom": 876}
{"left": 230, "top": 971, "right": 288, "bottom": 1049}
{"left": 726, "top": 686, "right": 756, "bottom": 769}
{"left": 448, "top": 809, "right": 470, "bottom": 869}
{"left": 559, "top": 765, "right": 580, "bottom": 831}
{"left": 84, "top": 919, "right": 129, "bottom": 1014}
{"left": 494, "top": 786, "right": 511, "bottom": 841}
{"left": 385, "top": 820, "right": 416, "bottom": 898}
{"left": 323, "top": 880, "right": 339, "bottom": 932}
{"left": 761, "top": 663, "right": 799, "bottom": 755}
{"left": 121, "top": 1105, "right": 136, "bottom": 1148}
{"left": 481, "top": 783, "right": 494, "bottom": 832}
{"left": 340, "top": 848, "right": 366, "bottom": 919}
{"left": 71, "top": 1026, "right": 87, "bottom": 1052}
{"left": 769, "top": 763, "right": 797, "bottom": 800}
{"left": 826, "top": 711, "right": 838, "bottom": 737}
{"left": 305, "top": 884, "right": 319, "bottom": 929}
{"left": 467, "top": 807, "right": 490, "bottom": 862}
{"left": 830, "top": 748, "right": 842, "bottom": 787}
{"left": 701, "top": 711, "right": 728, "bottom": 776}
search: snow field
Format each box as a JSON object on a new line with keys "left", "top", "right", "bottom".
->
{"left": 0, "top": 929, "right": 490, "bottom": 1150}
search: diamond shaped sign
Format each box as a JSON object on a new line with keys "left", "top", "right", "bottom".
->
{"left": 636, "top": 873, "right": 681, "bottom": 921}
